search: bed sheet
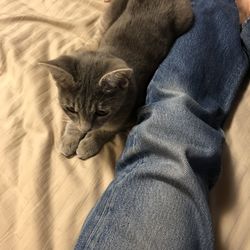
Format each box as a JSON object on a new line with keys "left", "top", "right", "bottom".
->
{"left": 0, "top": 1, "right": 125, "bottom": 249}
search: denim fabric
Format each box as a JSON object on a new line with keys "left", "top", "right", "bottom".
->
{"left": 75, "top": 0, "right": 249, "bottom": 249}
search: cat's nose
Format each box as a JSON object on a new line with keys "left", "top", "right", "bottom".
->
{"left": 78, "top": 120, "right": 91, "bottom": 133}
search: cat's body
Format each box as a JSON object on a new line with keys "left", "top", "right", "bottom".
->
{"left": 41, "top": 0, "right": 193, "bottom": 160}
{"left": 100, "top": 0, "right": 193, "bottom": 98}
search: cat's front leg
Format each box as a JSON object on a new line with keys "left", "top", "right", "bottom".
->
{"left": 76, "top": 130, "right": 116, "bottom": 160}
{"left": 59, "top": 122, "right": 85, "bottom": 157}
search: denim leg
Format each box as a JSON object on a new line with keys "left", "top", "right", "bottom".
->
{"left": 75, "top": 0, "right": 249, "bottom": 249}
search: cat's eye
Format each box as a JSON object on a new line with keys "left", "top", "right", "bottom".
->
{"left": 95, "top": 110, "right": 109, "bottom": 117}
{"left": 65, "top": 107, "right": 77, "bottom": 114}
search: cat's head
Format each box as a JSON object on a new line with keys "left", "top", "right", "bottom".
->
{"left": 40, "top": 51, "right": 134, "bottom": 132}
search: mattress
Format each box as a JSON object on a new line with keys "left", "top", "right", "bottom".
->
{"left": 0, "top": 0, "right": 249, "bottom": 249}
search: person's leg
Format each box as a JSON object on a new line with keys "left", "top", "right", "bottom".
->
{"left": 75, "top": 0, "right": 249, "bottom": 249}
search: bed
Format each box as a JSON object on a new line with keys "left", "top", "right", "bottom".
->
{"left": 0, "top": 0, "right": 249, "bottom": 249}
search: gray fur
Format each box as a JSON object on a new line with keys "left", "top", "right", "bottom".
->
{"left": 41, "top": 0, "right": 193, "bottom": 160}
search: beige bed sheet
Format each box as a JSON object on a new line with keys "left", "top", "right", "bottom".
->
{"left": 0, "top": 0, "right": 249, "bottom": 249}
{"left": 210, "top": 80, "right": 250, "bottom": 250}
{"left": 0, "top": 1, "right": 124, "bottom": 249}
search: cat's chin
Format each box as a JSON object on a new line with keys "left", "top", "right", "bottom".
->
{"left": 75, "top": 124, "right": 92, "bottom": 134}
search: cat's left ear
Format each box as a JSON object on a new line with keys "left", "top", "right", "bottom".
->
{"left": 39, "top": 55, "right": 78, "bottom": 89}
{"left": 99, "top": 68, "right": 133, "bottom": 91}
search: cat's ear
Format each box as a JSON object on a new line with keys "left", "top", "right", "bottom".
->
{"left": 99, "top": 68, "right": 133, "bottom": 91}
{"left": 39, "top": 55, "right": 78, "bottom": 89}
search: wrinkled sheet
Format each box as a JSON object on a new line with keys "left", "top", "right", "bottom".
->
{"left": 0, "top": 0, "right": 249, "bottom": 249}
{"left": 210, "top": 80, "right": 250, "bottom": 250}
{"left": 0, "top": 1, "right": 125, "bottom": 249}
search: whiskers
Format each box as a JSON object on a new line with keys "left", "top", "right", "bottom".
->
{"left": 61, "top": 115, "right": 71, "bottom": 125}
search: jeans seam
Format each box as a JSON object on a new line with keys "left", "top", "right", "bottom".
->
{"left": 84, "top": 161, "right": 145, "bottom": 249}
{"left": 84, "top": 190, "right": 114, "bottom": 248}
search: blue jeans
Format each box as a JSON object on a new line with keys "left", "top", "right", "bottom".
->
{"left": 75, "top": 0, "right": 250, "bottom": 249}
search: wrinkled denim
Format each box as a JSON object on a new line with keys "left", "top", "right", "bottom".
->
{"left": 75, "top": 0, "right": 249, "bottom": 249}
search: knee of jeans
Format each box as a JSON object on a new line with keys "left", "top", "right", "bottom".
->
{"left": 138, "top": 91, "right": 223, "bottom": 139}
{"left": 129, "top": 92, "right": 224, "bottom": 186}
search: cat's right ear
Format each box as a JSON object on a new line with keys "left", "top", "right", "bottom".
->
{"left": 38, "top": 55, "right": 78, "bottom": 89}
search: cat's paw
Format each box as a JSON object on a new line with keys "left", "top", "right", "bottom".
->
{"left": 76, "top": 133, "right": 101, "bottom": 160}
{"left": 59, "top": 135, "right": 80, "bottom": 157}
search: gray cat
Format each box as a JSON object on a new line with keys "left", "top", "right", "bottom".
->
{"left": 40, "top": 0, "right": 193, "bottom": 160}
